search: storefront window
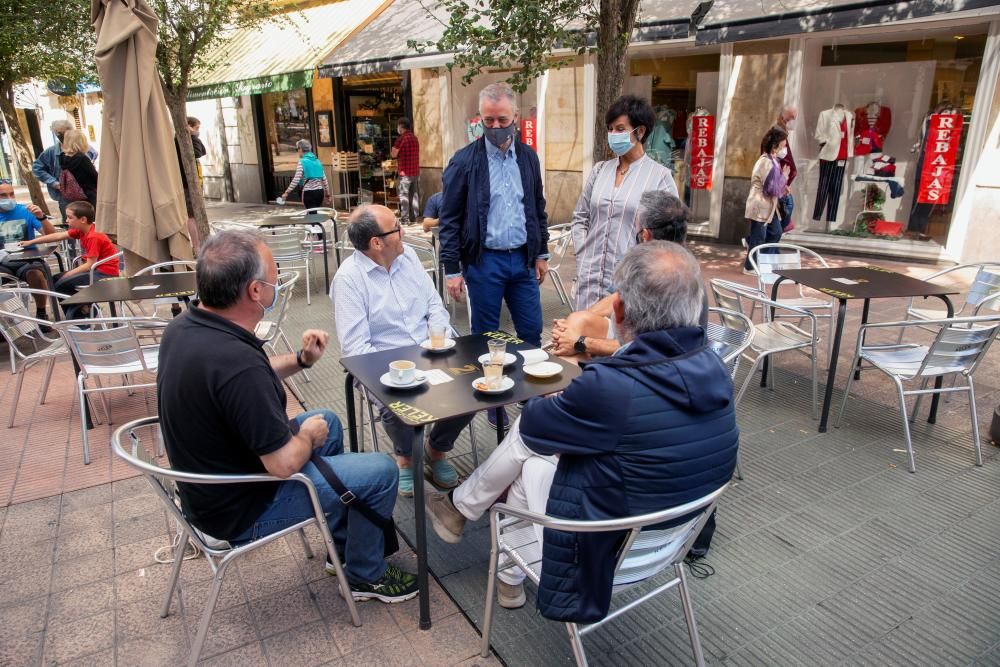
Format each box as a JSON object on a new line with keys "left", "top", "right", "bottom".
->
{"left": 343, "top": 73, "right": 404, "bottom": 207}
{"left": 796, "top": 31, "right": 986, "bottom": 244}
{"left": 628, "top": 52, "right": 721, "bottom": 223}
{"left": 262, "top": 88, "right": 312, "bottom": 175}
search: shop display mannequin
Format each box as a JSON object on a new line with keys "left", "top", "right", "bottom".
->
{"left": 646, "top": 105, "right": 676, "bottom": 169}
{"left": 854, "top": 101, "right": 892, "bottom": 155}
{"left": 466, "top": 114, "right": 484, "bottom": 144}
{"left": 813, "top": 103, "right": 855, "bottom": 222}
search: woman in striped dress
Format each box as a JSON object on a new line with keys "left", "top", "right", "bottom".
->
{"left": 572, "top": 95, "right": 677, "bottom": 310}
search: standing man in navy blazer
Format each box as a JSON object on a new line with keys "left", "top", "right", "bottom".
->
{"left": 439, "top": 82, "right": 550, "bottom": 351}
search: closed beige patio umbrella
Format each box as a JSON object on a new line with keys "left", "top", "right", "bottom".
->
{"left": 91, "top": 0, "right": 192, "bottom": 268}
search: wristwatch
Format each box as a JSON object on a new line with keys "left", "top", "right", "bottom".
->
{"left": 296, "top": 349, "right": 314, "bottom": 369}
{"left": 574, "top": 336, "right": 588, "bottom": 354}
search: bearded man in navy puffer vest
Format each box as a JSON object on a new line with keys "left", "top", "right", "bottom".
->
{"left": 425, "top": 241, "right": 739, "bottom": 623}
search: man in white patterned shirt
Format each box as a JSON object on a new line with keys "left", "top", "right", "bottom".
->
{"left": 332, "top": 205, "right": 474, "bottom": 496}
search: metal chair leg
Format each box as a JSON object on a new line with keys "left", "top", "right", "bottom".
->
{"left": 733, "top": 452, "right": 744, "bottom": 480}
{"left": 834, "top": 350, "right": 861, "bottom": 429}
{"left": 480, "top": 515, "right": 500, "bottom": 659}
{"left": 734, "top": 356, "right": 764, "bottom": 407}
{"left": 298, "top": 529, "right": 315, "bottom": 559}
{"left": 78, "top": 374, "right": 91, "bottom": 465}
{"left": 810, "top": 339, "right": 819, "bottom": 421}
{"left": 365, "top": 398, "right": 379, "bottom": 452}
{"left": 566, "top": 623, "right": 589, "bottom": 667}
{"left": 892, "top": 378, "right": 918, "bottom": 473}
{"left": 911, "top": 376, "right": 932, "bottom": 422}
{"left": 161, "top": 529, "right": 191, "bottom": 618}
{"left": 469, "top": 422, "right": 480, "bottom": 468}
{"left": 8, "top": 370, "right": 26, "bottom": 428}
{"left": 188, "top": 559, "right": 233, "bottom": 667}
{"left": 967, "top": 376, "right": 983, "bottom": 466}
{"left": 39, "top": 358, "right": 55, "bottom": 404}
{"left": 676, "top": 563, "right": 707, "bottom": 667}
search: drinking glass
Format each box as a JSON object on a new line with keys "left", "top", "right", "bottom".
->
{"left": 429, "top": 324, "right": 447, "bottom": 349}
{"left": 487, "top": 339, "right": 506, "bottom": 364}
{"left": 483, "top": 361, "right": 503, "bottom": 389}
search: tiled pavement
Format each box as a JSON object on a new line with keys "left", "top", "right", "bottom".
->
{"left": 1, "top": 200, "right": 998, "bottom": 665}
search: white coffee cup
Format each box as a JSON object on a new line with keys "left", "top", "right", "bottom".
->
{"left": 389, "top": 360, "right": 416, "bottom": 384}
{"left": 3, "top": 242, "right": 18, "bottom": 252}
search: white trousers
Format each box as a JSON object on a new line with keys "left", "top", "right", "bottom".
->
{"left": 453, "top": 416, "right": 557, "bottom": 584}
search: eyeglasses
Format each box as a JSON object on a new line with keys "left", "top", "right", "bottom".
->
{"left": 373, "top": 225, "right": 402, "bottom": 239}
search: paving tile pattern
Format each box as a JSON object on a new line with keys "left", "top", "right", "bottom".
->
{"left": 1, "top": 200, "right": 998, "bottom": 665}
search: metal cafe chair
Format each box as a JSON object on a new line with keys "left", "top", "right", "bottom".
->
{"left": 546, "top": 223, "right": 575, "bottom": 311}
{"left": 53, "top": 317, "right": 163, "bottom": 464}
{"left": 254, "top": 271, "right": 310, "bottom": 403}
{"left": 260, "top": 226, "right": 313, "bottom": 305}
{"left": 710, "top": 279, "right": 821, "bottom": 420}
{"left": 835, "top": 312, "right": 1000, "bottom": 472}
{"left": 480, "top": 484, "right": 729, "bottom": 667}
{"left": 747, "top": 242, "right": 835, "bottom": 366}
{"left": 706, "top": 306, "right": 755, "bottom": 479}
{"left": 129, "top": 260, "right": 197, "bottom": 319}
{"left": 403, "top": 236, "right": 440, "bottom": 291}
{"left": 112, "top": 416, "right": 360, "bottom": 667}
{"left": 0, "top": 288, "right": 70, "bottom": 428}
{"left": 897, "top": 262, "right": 1000, "bottom": 342}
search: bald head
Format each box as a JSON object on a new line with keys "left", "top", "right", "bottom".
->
{"left": 778, "top": 105, "right": 798, "bottom": 127}
{"left": 347, "top": 205, "right": 398, "bottom": 252}
{"left": 614, "top": 241, "right": 704, "bottom": 336}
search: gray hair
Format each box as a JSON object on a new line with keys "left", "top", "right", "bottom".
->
{"left": 478, "top": 82, "right": 518, "bottom": 115}
{"left": 347, "top": 205, "right": 382, "bottom": 251}
{"left": 615, "top": 241, "right": 704, "bottom": 335}
{"left": 639, "top": 191, "right": 689, "bottom": 243}
{"left": 196, "top": 230, "right": 267, "bottom": 308}
{"left": 51, "top": 119, "right": 73, "bottom": 133}
{"left": 296, "top": 139, "right": 312, "bottom": 153}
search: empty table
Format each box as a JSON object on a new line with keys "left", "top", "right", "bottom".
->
{"left": 62, "top": 272, "right": 197, "bottom": 311}
{"left": 258, "top": 213, "right": 335, "bottom": 287}
{"left": 772, "top": 266, "right": 957, "bottom": 432}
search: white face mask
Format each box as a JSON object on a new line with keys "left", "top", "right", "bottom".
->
{"left": 785, "top": 119, "right": 796, "bottom": 130}
{"left": 776, "top": 147, "right": 788, "bottom": 159}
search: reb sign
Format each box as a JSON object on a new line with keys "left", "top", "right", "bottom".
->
{"left": 917, "top": 114, "right": 963, "bottom": 205}
{"left": 690, "top": 115, "right": 715, "bottom": 190}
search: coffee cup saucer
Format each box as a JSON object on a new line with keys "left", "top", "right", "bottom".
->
{"left": 420, "top": 338, "right": 456, "bottom": 352}
{"left": 380, "top": 371, "right": 428, "bottom": 389}
{"left": 471, "top": 375, "right": 514, "bottom": 394}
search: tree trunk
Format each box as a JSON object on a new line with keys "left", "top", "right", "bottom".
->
{"left": 215, "top": 97, "right": 235, "bottom": 202}
{"left": 593, "top": 0, "right": 642, "bottom": 165}
{"left": 163, "top": 87, "right": 210, "bottom": 243}
{"left": 0, "top": 83, "right": 51, "bottom": 216}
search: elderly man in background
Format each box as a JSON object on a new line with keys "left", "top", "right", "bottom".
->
{"left": 32, "top": 119, "right": 99, "bottom": 220}
{"left": 425, "top": 241, "right": 738, "bottom": 618}
{"left": 332, "top": 204, "right": 474, "bottom": 496}
{"left": 551, "top": 191, "right": 707, "bottom": 360}
{"left": 157, "top": 229, "right": 417, "bottom": 603}
{"left": 771, "top": 104, "right": 798, "bottom": 232}
{"left": 439, "top": 82, "right": 550, "bottom": 429}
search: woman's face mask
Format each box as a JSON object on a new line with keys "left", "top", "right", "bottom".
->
{"left": 607, "top": 128, "right": 636, "bottom": 157}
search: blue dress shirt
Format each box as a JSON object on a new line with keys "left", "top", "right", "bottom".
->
{"left": 484, "top": 139, "right": 527, "bottom": 250}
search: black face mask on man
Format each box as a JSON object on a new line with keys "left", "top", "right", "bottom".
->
{"left": 485, "top": 123, "right": 517, "bottom": 149}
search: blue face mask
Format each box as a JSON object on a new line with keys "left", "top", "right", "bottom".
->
{"left": 0, "top": 199, "right": 15, "bottom": 212}
{"left": 607, "top": 129, "right": 637, "bottom": 156}
{"left": 256, "top": 279, "right": 283, "bottom": 316}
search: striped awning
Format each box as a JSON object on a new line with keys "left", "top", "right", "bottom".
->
{"left": 189, "top": 0, "right": 392, "bottom": 99}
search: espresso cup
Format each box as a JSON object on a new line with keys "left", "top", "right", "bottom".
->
{"left": 389, "top": 360, "right": 416, "bottom": 384}
{"left": 3, "top": 243, "right": 18, "bottom": 252}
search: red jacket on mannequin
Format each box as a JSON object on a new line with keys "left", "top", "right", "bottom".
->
{"left": 854, "top": 103, "right": 892, "bottom": 155}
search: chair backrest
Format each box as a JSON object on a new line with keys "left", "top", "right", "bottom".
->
{"left": 609, "top": 485, "right": 729, "bottom": 587}
{"left": 915, "top": 316, "right": 1000, "bottom": 378}
{"left": 261, "top": 227, "right": 309, "bottom": 259}
{"left": 133, "top": 260, "right": 197, "bottom": 276}
{"left": 54, "top": 317, "right": 155, "bottom": 376}
{"left": 0, "top": 288, "right": 66, "bottom": 350}
{"left": 403, "top": 238, "right": 438, "bottom": 272}
{"left": 966, "top": 266, "right": 1000, "bottom": 312}
{"left": 706, "top": 307, "right": 754, "bottom": 378}
{"left": 209, "top": 221, "right": 260, "bottom": 235}
{"left": 0, "top": 274, "right": 25, "bottom": 289}
{"left": 748, "top": 243, "right": 830, "bottom": 299}
{"left": 90, "top": 251, "right": 124, "bottom": 283}
{"left": 546, "top": 223, "right": 573, "bottom": 271}
{"left": 358, "top": 188, "right": 374, "bottom": 205}
{"left": 709, "top": 278, "right": 760, "bottom": 316}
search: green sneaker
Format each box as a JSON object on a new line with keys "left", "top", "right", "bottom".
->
{"left": 348, "top": 564, "right": 419, "bottom": 603}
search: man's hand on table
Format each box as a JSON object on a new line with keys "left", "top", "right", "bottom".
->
{"left": 300, "top": 414, "right": 330, "bottom": 449}
{"left": 300, "top": 329, "right": 329, "bottom": 366}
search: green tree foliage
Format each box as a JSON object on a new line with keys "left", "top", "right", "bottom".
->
{"left": 150, "top": 0, "right": 276, "bottom": 240}
{"left": 412, "top": 0, "right": 642, "bottom": 162}
{"left": 0, "top": 0, "right": 95, "bottom": 211}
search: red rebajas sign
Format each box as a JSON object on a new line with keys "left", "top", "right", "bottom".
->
{"left": 917, "top": 113, "right": 963, "bottom": 205}
{"left": 690, "top": 115, "right": 714, "bottom": 190}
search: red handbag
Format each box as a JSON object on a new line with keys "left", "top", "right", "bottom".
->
{"left": 59, "top": 169, "right": 88, "bottom": 203}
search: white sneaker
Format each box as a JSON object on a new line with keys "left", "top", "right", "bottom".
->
{"left": 497, "top": 580, "right": 526, "bottom": 609}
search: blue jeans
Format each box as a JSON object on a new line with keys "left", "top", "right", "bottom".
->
{"left": 777, "top": 193, "right": 794, "bottom": 231}
{"left": 744, "top": 216, "right": 782, "bottom": 270}
{"left": 464, "top": 250, "right": 543, "bottom": 346}
{"left": 230, "top": 409, "right": 398, "bottom": 584}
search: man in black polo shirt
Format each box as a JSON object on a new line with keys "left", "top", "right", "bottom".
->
{"left": 157, "top": 230, "right": 417, "bottom": 603}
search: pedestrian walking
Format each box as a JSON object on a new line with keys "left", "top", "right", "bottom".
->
{"left": 743, "top": 126, "right": 789, "bottom": 272}
{"left": 31, "top": 119, "right": 98, "bottom": 219}
{"left": 58, "top": 130, "right": 99, "bottom": 208}
{"left": 176, "top": 116, "right": 207, "bottom": 254}
{"left": 766, "top": 105, "right": 798, "bottom": 232}
{"left": 391, "top": 117, "right": 420, "bottom": 225}
{"left": 278, "top": 139, "right": 330, "bottom": 210}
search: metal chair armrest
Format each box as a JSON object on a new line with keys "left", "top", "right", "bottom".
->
{"left": 858, "top": 314, "right": 1000, "bottom": 334}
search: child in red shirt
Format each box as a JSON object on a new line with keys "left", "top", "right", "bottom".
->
{"left": 21, "top": 201, "right": 120, "bottom": 317}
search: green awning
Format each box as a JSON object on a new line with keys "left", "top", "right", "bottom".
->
{"left": 188, "top": 70, "right": 313, "bottom": 101}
